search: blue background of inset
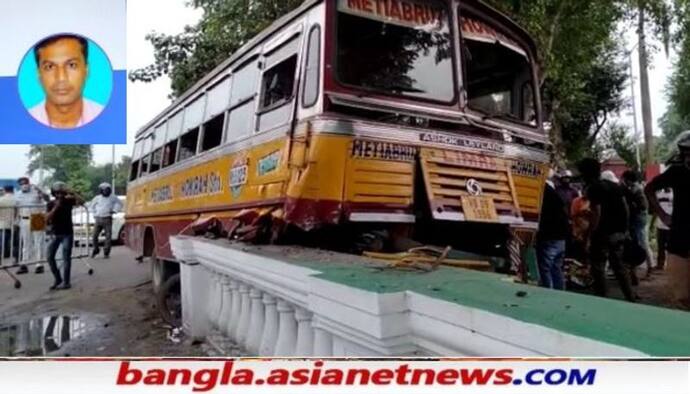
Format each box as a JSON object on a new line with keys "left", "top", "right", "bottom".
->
{"left": 17, "top": 38, "right": 113, "bottom": 109}
{"left": 0, "top": 71, "right": 126, "bottom": 144}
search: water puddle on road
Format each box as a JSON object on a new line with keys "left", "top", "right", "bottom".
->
{"left": 0, "top": 315, "right": 99, "bottom": 356}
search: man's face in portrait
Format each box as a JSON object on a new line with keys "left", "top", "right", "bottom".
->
{"left": 36, "top": 37, "right": 88, "bottom": 107}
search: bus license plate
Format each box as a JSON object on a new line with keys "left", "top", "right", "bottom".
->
{"left": 461, "top": 196, "right": 499, "bottom": 222}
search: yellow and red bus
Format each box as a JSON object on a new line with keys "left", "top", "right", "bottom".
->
{"left": 126, "top": 0, "right": 549, "bottom": 289}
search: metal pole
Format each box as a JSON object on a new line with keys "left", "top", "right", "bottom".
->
{"left": 111, "top": 145, "right": 116, "bottom": 192}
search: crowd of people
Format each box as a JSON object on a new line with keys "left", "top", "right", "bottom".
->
{"left": 0, "top": 179, "right": 122, "bottom": 291}
{"left": 536, "top": 133, "right": 690, "bottom": 309}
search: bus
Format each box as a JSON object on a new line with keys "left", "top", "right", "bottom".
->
{"left": 125, "top": 0, "right": 550, "bottom": 294}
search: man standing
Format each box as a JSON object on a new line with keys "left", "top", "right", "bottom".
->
{"left": 15, "top": 177, "right": 50, "bottom": 274}
{"left": 555, "top": 170, "right": 579, "bottom": 212}
{"left": 88, "top": 183, "right": 123, "bottom": 259}
{"left": 646, "top": 133, "right": 690, "bottom": 307}
{"left": 46, "top": 182, "right": 84, "bottom": 290}
{"left": 0, "top": 186, "right": 17, "bottom": 263}
{"left": 29, "top": 34, "right": 104, "bottom": 129}
{"left": 652, "top": 188, "right": 673, "bottom": 270}
{"left": 622, "top": 170, "right": 654, "bottom": 277}
{"left": 536, "top": 177, "right": 570, "bottom": 290}
{"left": 577, "top": 159, "right": 635, "bottom": 302}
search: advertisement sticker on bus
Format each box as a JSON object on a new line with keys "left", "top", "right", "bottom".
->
{"left": 338, "top": 0, "right": 447, "bottom": 31}
{"left": 229, "top": 157, "right": 249, "bottom": 198}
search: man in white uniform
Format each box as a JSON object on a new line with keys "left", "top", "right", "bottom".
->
{"left": 88, "top": 183, "right": 123, "bottom": 259}
{"left": 15, "top": 177, "right": 50, "bottom": 274}
{"left": 0, "top": 185, "right": 17, "bottom": 265}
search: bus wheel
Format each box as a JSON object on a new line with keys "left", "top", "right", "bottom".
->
{"left": 157, "top": 273, "right": 182, "bottom": 327}
{"left": 150, "top": 252, "right": 165, "bottom": 295}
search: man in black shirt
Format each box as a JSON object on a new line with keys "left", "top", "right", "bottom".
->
{"left": 577, "top": 159, "right": 635, "bottom": 302}
{"left": 536, "top": 179, "right": 570, "bottom": 290}
{"left": 45, "top": 182, "right": 84, "bottom": 291}
{"left": 646, "top": 132, "right": 690, "bottom": 307}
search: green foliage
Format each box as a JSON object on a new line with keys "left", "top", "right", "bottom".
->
{"left": 27, "top": 145, "right": 93, "bottom": 196}
{"left": 129, "top": 0, "right": 304, "bottom": 97}
{"left": 601, "top": 122, "right": 640, "bottom": 170}
{"left": 486, "top": 0, "right": 628, "bottom": 163}
{"left": 27, "top": 146, "right": 130, "bottom": 200}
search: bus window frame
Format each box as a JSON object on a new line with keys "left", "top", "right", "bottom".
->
{"left": 330, "top": 0, "right": 460, "bottom": 107}
{"left": 257, "top": 33, "right": 303, "bottom": 116}
{"left": 225, "top": 55, "right": 261, "bottom": 143}
{"left": 458, "top": 5, "right": 541, "bottom": 130}
{"left": 302, "top": 24, "right": 322, "bottom": 109}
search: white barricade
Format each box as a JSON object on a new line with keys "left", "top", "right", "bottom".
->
{"left": 0, "top": 203, "right": 92, "bottom": 284}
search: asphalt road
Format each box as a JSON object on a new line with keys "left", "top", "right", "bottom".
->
{"left": 0, "top": 246, "right": 205, "bottom": 357}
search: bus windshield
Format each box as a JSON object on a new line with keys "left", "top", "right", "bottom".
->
{"left": 336, "top": 0, "right": 455, "bottom": 103}
{"left": 461, "top": 14, "right": 537, "bottom": 125}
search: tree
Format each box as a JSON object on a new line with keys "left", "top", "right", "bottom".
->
{"left": 27, "top": 145, "right": 93, "bottom": 196}
{"left": 129, "top": 0, "right": 303, "bottom": 98}
{"left": 486, "top": 0, "right": 627, "bottom": 163}
{"left": 86, "top": 156, "right": 132, "bottom": 198}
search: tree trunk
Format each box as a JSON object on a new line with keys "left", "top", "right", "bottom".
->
{"left": 637, "top": 1, "right": 655, "bottom": 166}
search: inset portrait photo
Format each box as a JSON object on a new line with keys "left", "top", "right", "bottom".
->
{"left": 17, "top": 33, "right": 113, "bottom": 130}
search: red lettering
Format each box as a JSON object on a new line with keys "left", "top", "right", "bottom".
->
{"left": 460, "top": 369, "right": 495, "bottom": 385}
{"left": 414, "top": 4, "right": 425, "bottom": 24}
{"left": 143, "top": 369, "right": 165, "bottom": 385}
{"left": 117, "top": 362, "right": 142, "bottom": 385}
{"left": 345, "top": 369, "right": 371, "bottom": 384}
{"left": 389, "top": 0, "right": 402, "bottom": 19}
{"left": 231, "top": 369, "right": 254, "bottom": 385}
{"left": 410, "top": 369, "right": 436, "bottom": 385}
{"left": 362, "top": 0, "right": 373, "bottom": 12}
{"left": 371, "top": 369, "right": 395, "bottom": 384}
{"left": 193, "top": 370, "right": 219, "bottom": 392}
{"left": 494, "top": 369, "right": 514, "bottom": 385}
{"left": 375, "top": 0, "right": 385, "bottom": 15}
{"left": 220, "top": 361, "right": 234, "bottom": 385}
{"left": 167, "top": 369, "right": 192, "bottom": 386}
{"left": 290, "top": 369, "right": 310, "bottom": 385}
{"left": 437, "top": 369, "right": 459, "bottom": 385}
{"left": 321, "top": 369, "right": 344, "bottom": 385}
{"left": 402, "top": 2, "right": 414, "bottom": 21}
{"left": 347, "top": 0, "right": 362, "bottom": 10}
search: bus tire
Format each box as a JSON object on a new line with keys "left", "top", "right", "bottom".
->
{"left": 151, "top": 252, "right": 165, "bottom": 295}
{"left": 156, "top": 273, "right": 182, "bottom": 327}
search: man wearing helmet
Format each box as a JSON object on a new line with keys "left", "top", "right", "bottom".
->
{"left": 45, "top": 182, "right": 84, "bottom": 290}
{"left": 87, "top": 183, "right": 123, "bottom": 259}
{"left": 646, "top": 131, "right": 690, "bottom": 308}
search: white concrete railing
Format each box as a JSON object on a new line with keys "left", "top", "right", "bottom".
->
{"left": 171, "top": 236, "right": 647, "bottom": 357}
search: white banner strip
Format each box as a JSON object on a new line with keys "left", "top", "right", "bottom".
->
{"left": 0, "top": 360, "right": 689, "bottom": 393}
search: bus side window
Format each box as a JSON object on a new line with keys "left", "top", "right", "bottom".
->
{"left": 260, "top": 55, "right": 298, "bottom": 109}
{"left": 201, "top": 114, "right": 225, "bottom": 152}
{"left": 163, "top": 140, "right": 178, "bottom": 168}
{"left": 149, "top": 148, "right": 163, "bottom": 173}
{"left": 302, "top": 25, "right": 321, "bottom": 108}
{"left": 129, "top": 161, "right": 140, "bottom": 181}
{"left": 178, "top": 128, "right": 200, "bottom": 161}
{"left": 140, "top": 154, "right": 151, "bottom": 176}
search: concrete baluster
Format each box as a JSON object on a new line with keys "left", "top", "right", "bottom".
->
{"left": 313, "top": 327, "right": 334, "bottom": 357}
{"left": 224, "top": 280, "right": 239, "bottom": 336}
{"left": 294, "top": 308, "right": 314, "bottom": 357}
{"left": 236, "top": 283, "right": 251, "bottom": 347}
{"left": 259, "top": 294, "right": 279, "bottom": 356}
{"left": 217, "top": 276, "right": 233, "bottom": 333}
{"left": 245, "top": 288, "right": 265, "bottom": 355}
{"left": 274, "top": 300, "right": 298, "bottom": 356}
{"left": 227, "top": 280, "right": 242, "bottom": 338}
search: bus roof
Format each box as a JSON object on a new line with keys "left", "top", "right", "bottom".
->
{"left": 134, "top": 0, "right": 538, "bottom": 140}
{"left": 135, "top": 0, "right": 321, "bottom": 139}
